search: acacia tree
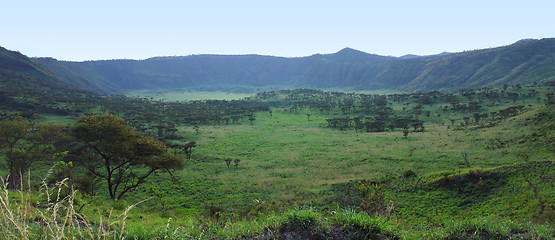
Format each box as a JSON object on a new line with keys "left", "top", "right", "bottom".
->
{"left": 248, "top": 116, "right": 256, "bottom": 125}
{"left": 402, "top": 126, "right": 410, "bottom": 139}
{"left": 167, "top": 141, "right": 196, "bottom": 161}
{"left": 72, "top": 115, "right": 184, "bottom": 200}
{"left": 0, "top": 114, "right": 63, "bottom": 190}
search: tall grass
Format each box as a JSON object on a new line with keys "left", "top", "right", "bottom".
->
{"left": 0, "top": 173, "right": 143, "bottom": 240}
{"left": 417, "top": 218, "right": 554, "bottom": 240}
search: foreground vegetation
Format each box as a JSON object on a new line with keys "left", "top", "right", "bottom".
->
{"left": 0, "top": 182, "right": 553, "bottom": 239}
{"left": 1, "top": 178, "right": 552, "bottom": 239}
{"left": 0, "top": 84, "right": 554, "bottom": 239}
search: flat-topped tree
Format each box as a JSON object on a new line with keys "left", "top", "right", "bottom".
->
{"left": 248, "top": 115, "right": 256, "bottom": 125}
{"left": 0, "top": 114, "right": 65, "bottom": 190}
{"left": 72, "top": 114, "right": 184, "bottom": 200}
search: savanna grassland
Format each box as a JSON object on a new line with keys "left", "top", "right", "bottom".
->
{"left": 130, "top": 87, "right": 554, "bottom": 219}
{"left": 1, "top": 86, "right": 554, "bottom": 239}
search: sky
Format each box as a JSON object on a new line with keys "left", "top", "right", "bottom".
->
{"left": 1, "top": 0, "right": 554, "bottom": 61}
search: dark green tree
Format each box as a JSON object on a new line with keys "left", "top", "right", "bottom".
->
{"left": 545, "top": 93, "right": 554, "bottom": 105}
{"left": 0, "top": 114, "right": 64, "bottom": 190}
{"left": 462, "top": 116, "right": 470, "bottom": 126}
{"left": 402, "top": 126, "right": 410, "bottom": 139}
{"left": 183, "top": 141, "right": 196, "bottom": 161}
{"left": 72, "top": 115, "right": 184, "bottom": 200}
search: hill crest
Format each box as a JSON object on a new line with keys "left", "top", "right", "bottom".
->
{"left": 3, "top": 38, "right": 554, "bottom": 94}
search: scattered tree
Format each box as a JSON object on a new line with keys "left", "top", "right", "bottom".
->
{"left": 402, "top": 126, "right": 409, "bottom": 139}
{"left": 0, "top": 114, "right": 64, "bottom": 190}
{"left": 183, "top": 141, "right": 196, "bottom": 161}
{"left": 463, "top": 116, "right": 470, "bottom": 126}
{"left": 72, "top": 115, "right": 184, "bottom": 200}
{"left": 546, "top": 93, "right": 554, "bottom": 105}
{"left": 472, "top": 112, "right": 487, "bottom": 125}
{"left": 461, "top": 152, "right": 470, "bottom": 168}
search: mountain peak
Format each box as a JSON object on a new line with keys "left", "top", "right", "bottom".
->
{"left": 335, "top": 47, "right": 369, "bottom": 56}
{"left": 331, "top": 47, "right": 392, "bottom": 62}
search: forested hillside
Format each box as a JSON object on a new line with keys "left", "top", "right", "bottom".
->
{"left": 31, "top": 38, "right": 555, "bottom": 93}
{"left": 0, "top": 46, "right": 76, "bottom": 94}
{"left": 0, "top": 46, "right": 97, "bottom": 114}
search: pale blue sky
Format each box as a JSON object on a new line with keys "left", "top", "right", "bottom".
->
{"left": 1, "top": 0, "right": 554, "bottom": 61}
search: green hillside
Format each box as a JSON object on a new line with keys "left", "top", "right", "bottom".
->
{"left": 0, "top": 46, "right": 73, "bottom": 95}
{"left": 31, "top": 38, "right": 555, "bottom": 93}
{"left": 0, "top": 46, "right": 96, "bottom": 114}
{"left": 31, "top": 57, "right": 119, "bottom": 94}
{"left": 403, "top": 39, "right": 555, "bottom": 91}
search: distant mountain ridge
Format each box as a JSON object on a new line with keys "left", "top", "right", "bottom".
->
{"left": 400, "top": 52, "right": 453, "bottom": 59}
{"left": 2, "top": 38, "right": 555, "bottom": 94}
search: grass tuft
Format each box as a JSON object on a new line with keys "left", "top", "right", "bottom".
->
{"left": 0, "top": 173, "right": 146, "bottom": 240}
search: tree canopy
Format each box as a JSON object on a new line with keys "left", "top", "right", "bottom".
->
{"left": 72, "top": 114, "right": 184, "bottom": 200}
{"left": 0, "top": 114, "right": 64, "bottom": 190}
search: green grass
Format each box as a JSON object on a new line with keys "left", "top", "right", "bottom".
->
{"left": 40, "top": 114, "right": 76, "bottom": 125}
{"left": 115, "top": 92, "right": 553, "bottom": 227}
{"left": 3, "top": 86, "right": 554, "bottom": 238}
{"left": 125, "top": 89, "right": 254, "bottom": 101}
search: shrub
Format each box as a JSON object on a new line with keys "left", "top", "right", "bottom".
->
{"left": 403, "top": 169, "right": 417, "bottom": 178}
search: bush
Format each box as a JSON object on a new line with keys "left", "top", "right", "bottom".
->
{"left": 403, "top": 169, "right": 417, "bottom": 178}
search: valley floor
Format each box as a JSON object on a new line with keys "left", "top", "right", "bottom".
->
{"left": 1, "top": 87, "right": 553, "bottom": 239}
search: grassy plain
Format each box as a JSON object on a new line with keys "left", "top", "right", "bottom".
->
{"left": 109, "top": 87, "right": 553, "bottom": 238}
{"left": 2, "top": 87, "right": 553, "bottom": 239}
{"left": 151, "top": 109, "right": 548, "bottom": 209}
{"left": 125, "top": 89, "right": 254, "bottom": 101}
